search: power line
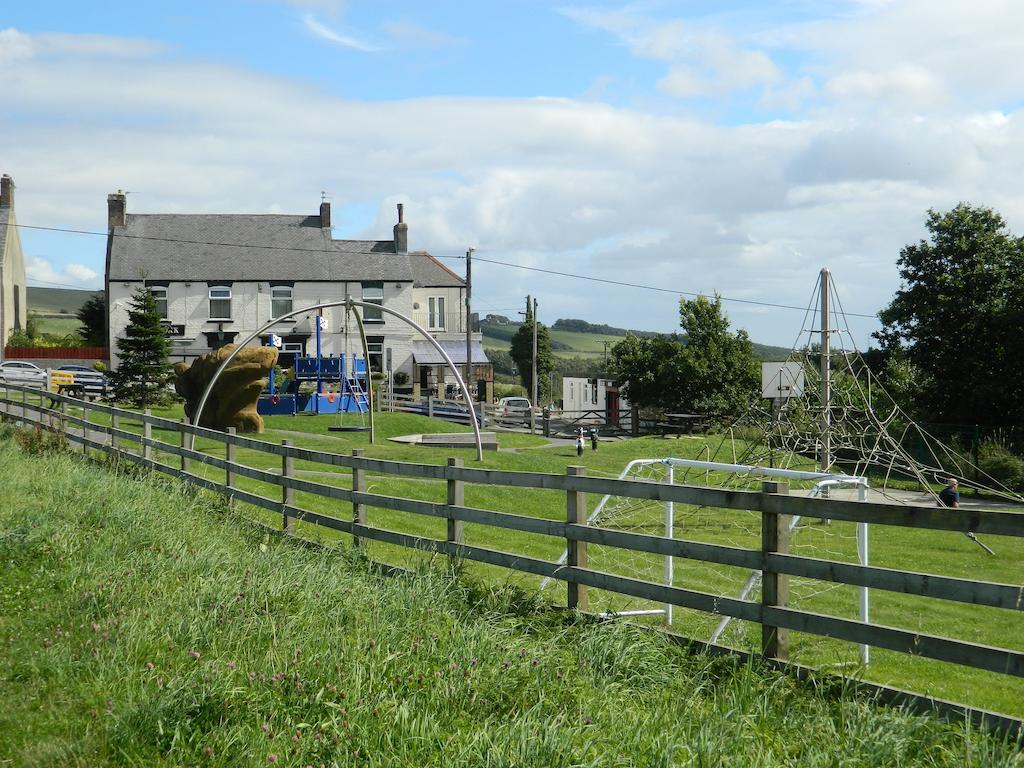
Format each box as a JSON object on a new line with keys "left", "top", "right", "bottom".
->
{"left": 471, "top": 255, "right": 879, "bottom": 319}
{"left": 12, "top": 221, "right": 879, "bottom": 319}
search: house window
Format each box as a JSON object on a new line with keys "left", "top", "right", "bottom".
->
{"left": 209, "top": 285, "right": 232, "bottom": 320}
{"left": 271, "top": 285, "right": 293, "bottom": 318}
{"left": 361, "top": 281, "right": 383, "bottom": 322}
{"left": 428, "top": 296, "right": 446, "bottom": 330}
{"left": 149, "top": 286, "right": 169, "bottom": 321}
{"left": 366, "top": 335, "right": 384, "bottom": 373}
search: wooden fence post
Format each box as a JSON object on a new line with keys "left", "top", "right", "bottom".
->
{"left": 225, "top": 427, "right": 236, "bottom": 507}
{"left": 761, "top": 480, "right": 790, "bottom": 661}
{"left": 110, "top": 410, "right": 120, "bottom": 452}
{"left": 427, "top": 396, "right": 434, "bottom": 419}
{"left": 566, "top": 465, "right": 588, "bottom": 611}
{"left": 81, "top": 401, "right": 90, "bottom": 457}
{"left": 179, "top": 418, "right": 190, "bottom": 473}
{"left": 352, "top": 448, "right": 366, "bottom": 546}
{"left": 282, "top": 440, "right": 294, "bottom": 533}
{"left": 143, "top": 409, "right": 153, "bottom": 462}
{"left": 446, "top": 457, "right": 464, "bottom": 560}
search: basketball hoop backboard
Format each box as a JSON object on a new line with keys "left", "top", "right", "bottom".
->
{"left": 762, "top": 362, "right": 804, "bottom": 399}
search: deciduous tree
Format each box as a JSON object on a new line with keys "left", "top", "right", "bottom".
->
{"left": 510, "top": 296, "right": 555, "bottom": 402}
{"left": 876, "top": 204, "right": 1024, "bottom": 425}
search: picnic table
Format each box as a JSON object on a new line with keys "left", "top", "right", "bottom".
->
{"left": 657, "top": 413, "right": 709, "bottom": 436}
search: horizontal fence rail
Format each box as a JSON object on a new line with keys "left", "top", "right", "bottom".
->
{"left": 3, "top": 383, "right": 1024, "bottom": 703}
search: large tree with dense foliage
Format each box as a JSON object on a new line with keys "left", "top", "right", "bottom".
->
{"left": 509, "top": 296, "right": 556, "bottom": 401}
{"left": 875, "top": 204, "right": 1024, "bottom": 425}
{"left": 109, "top": 286, "right": 175, "bottom": 407}
{"left": 610, "top": 295, "right": 759, "bottom": 420}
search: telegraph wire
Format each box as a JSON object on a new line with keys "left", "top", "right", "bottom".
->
{"left": 11, "top": 221, "right": 880, "bottom": 319}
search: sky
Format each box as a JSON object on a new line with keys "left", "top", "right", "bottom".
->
{"left": 2, "top": 0, "right": 1024, "bottom": 348}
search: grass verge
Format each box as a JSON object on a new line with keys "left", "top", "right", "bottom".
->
{"left": 1, "top": 430, "right": 1022, "bottom": 766}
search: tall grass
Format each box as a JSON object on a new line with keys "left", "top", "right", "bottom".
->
{"left": 0, "top": 430, "right": 1021, "bottom": 766}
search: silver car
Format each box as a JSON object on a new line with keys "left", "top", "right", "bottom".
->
{"left": 0, "top": 360, "right": 48, "bottom": 388}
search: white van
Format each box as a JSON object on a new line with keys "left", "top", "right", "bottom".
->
{"left": 497, "top": 396, "right": 532, "bottom": 424}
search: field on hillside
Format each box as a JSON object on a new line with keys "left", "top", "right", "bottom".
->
{"left": 31, "top": 399, "right": 1024, "bottom": 719}
{"left": 2, "top": 433, "right": 1021, "bottom": 766}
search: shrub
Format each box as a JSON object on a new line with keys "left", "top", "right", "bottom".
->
{"left": 393, "top": 371, "right": 409, "bottom": 386}
{"left": 977, "top": 440, "right": 1024, "bottom": 490}
{"left": 493, "top": 382, "right": 527, "bottom": 401}
{"left": 14, "top": 424, "right": 68, "bottom": 455}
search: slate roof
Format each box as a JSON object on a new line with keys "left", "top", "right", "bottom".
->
{"left": 410, "top": 250, "right": 464, "bottom": 288}
{"left": 107, "top": 214, "right": 413, "bottom": 282}
{"left": 412, "top": 340, "right": 489, "bottom": 365}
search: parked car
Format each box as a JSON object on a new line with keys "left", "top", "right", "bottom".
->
{"left": 0, "top": 360, "right": 48, "bottom": 388}
{"left": 496, "top": 396, "right": 532, "bottom": 424}
{"left": 54, "top": 364, "right": 108, "bottom": 398}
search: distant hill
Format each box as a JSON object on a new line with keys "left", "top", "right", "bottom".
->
{"left": 482, "top": 318, "right": 792, "bottom": 362}
{"left": 27, "top": 286, "right": 100, "bottom": 317}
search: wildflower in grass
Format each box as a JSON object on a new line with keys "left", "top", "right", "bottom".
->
{"left": 203, "top": 746, "right": 214, "bottom": 757}
{"left": 225, "top": 660, "right": 236, "bottom": 670}
{"left": 267, "top": 754, "right": 278, "bottom": 763}
{"left": 188, "top": 649, "right": 201, "bottom": 660}
{"left": 501, "top": 661, "right": 510, "bottom": 670}
{"left": 470, "top": 657, "right": 477, "bottom": 666}
{"left": 368, "top": 639, "right": 376, "bottom": 650}
{"left": 145, "top": 661, "right": 154, "bottom": 671}
{"left": 531, "top": 658, "right": 539, "bottom": 666}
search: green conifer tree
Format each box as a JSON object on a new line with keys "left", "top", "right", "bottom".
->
{"left": 110, "top": 286, "right": 175, "bottom": 407}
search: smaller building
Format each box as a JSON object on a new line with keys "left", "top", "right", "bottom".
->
{"left": 562, "top": 377, "right": 630, "bottom": 426}
{"left": 0, "top": 174, "right": 28, "bottom": 354}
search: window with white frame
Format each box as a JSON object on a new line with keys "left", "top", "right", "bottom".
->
{"left": 282, "top": 341, "right": 304, "bottom": 353}
{"left": 149, "top": 286, "right": 169, "bottom": 321}
{"left": 271, "top": 285, "right": 293, "bottom": 318}
{"left": 209, "top": 285, "right": 232, "bottom": 320}
{"left": 366, "top": 335, "right": 384, "bottom": 372}
{"left": 361, "top": 281, "right": 383, "bottom": 322}
{"left": 427, "top": 295, "right": 446, "bottom": 330}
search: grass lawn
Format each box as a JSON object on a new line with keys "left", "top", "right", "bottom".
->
{"left": 18, "top": 397, "right": 1024, "bottom": 718}
{"left": 2, "top": 433, "right": 1022, "bottom": 766}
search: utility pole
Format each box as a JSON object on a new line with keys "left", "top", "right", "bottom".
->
{"left": 531, "top": 296, "right": 538, "bottom": 434}
{"left": 820, "top": 267, "right": 831, "bottom": 474}
{"left": 464, "top": 248, "right": 474, "bottom": 413}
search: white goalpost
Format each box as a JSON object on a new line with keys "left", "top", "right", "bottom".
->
{"left": 541, "top": 457, "right": 872, "bottom": 664}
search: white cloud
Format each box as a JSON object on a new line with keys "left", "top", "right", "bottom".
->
{"left": 0, "top": 28, "right": 34, "bottom": 63}
{"left": 562, "top": 7, "right": 781, "bottom": 99}
{"left": 301, "top": 14, "right": 379, "bottom": 52}
{"left": 381, "top": 20, "right": 465, "bottom": 49}
{"left": 27, "top": 257, "right": 101, "bottom": 288}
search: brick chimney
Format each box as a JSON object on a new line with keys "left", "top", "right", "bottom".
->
{"left": 320, "top": 201, "right": 331, "bottom": 229}
{"left": 393, "top": 203, "right": 408, "bottom": 253}
{"left": 107, "top": 190, "right": 127, "bottom": 229}
{"left": 0, "top": 174, "right": 13, "bottom": 208}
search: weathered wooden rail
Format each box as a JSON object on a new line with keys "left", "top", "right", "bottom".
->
{"left": 3, "top": 383, "right": 1024, "bottom": 728}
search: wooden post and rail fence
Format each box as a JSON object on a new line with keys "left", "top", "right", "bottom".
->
{"left": 2, "top": 382, "right": 1023, "bottom": 732}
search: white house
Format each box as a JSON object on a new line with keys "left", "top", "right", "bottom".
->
{"left": 562, "top": 377, "right": 630, "bottom": 426}
{"left": 104, "top": 193, "right": 490, "bottom": 394}
{"left": 0, "top": 174, "right": 28, "bottom": 353}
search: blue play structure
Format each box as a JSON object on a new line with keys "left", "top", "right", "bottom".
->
{"left": 257, "top": 314, "right": 370, "bottom": 416}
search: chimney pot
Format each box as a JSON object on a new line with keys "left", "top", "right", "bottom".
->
{"left": 397, "top": 203, "right": 404, "bottom": 223}
{"left": 0, "top": 174, "right": 13, "bottom": 208}
{"left": 320, "top": 201, "right": 331, "bottom": 229}
{"left": 107, "top": 190, "right": 127, "bottom": 229}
